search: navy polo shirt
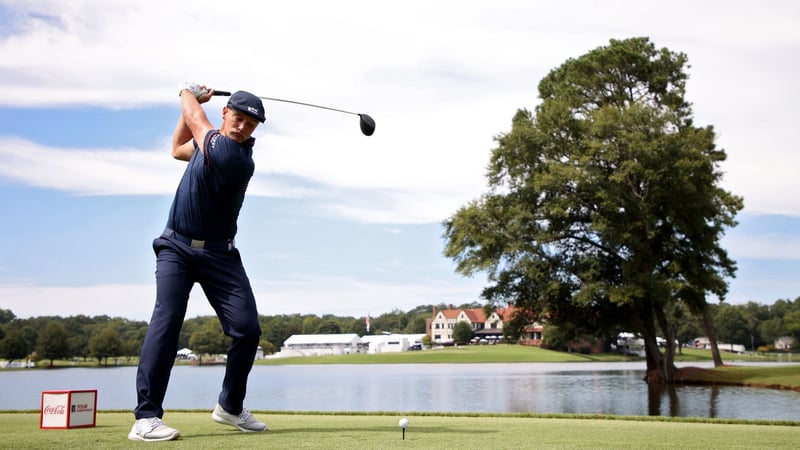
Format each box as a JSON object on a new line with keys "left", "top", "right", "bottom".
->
{"left": 166, "top": 130, "right": 255, "bottom": 241}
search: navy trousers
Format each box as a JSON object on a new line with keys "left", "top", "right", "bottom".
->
{"left": 134, "top": 235, "right": 262, "bottom": 419}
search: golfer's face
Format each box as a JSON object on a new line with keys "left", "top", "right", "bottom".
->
{"left": 222, "top": 107, "right": 259, "bottom": 143}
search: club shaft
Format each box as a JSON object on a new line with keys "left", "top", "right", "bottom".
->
{"left": 213, "top": 90, "right": 358, "bottom": 116}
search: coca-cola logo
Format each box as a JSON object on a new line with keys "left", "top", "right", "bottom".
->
{"left": 44, "top": 405, "right": 66, "bottom": 415}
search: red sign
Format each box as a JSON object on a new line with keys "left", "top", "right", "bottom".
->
{"left": 40, "top": 390, "right": 97, "bottom": 429}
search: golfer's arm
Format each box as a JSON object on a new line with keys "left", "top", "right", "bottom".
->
{"left": 171, "top": 114, "right": 195, "bottom": 161}
{"left": 172, "top": 92, "right": 214, "bottom": 161}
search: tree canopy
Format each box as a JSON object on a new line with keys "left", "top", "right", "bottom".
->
{"left": 36, "top": 322, "right": 71, "bottom": 367}
{"left": 443, "top": 37, "right": 743, "bottom": 382}
{"left": 452, "top": 321, "right": 474, "bottom": 344}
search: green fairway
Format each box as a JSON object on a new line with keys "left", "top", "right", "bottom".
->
{"left": 253, "top": 344, "right": 786, "bottom": 366}
{"left": 5, "top": 411, "right": 799, "bottom": 449}
{"left": 255, "top": 344, "right": 596, "bottom": 365}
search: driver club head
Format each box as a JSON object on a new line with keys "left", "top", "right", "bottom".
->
{"left": 359, "top": 114, "right": 376, "bottom": 136}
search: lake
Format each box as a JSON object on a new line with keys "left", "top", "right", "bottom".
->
{"left": 1, "top": 361, "right": 798, "bottom": 421}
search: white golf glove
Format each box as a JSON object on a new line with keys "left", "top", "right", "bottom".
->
{"left": 178, "top": 81, "right": 208, "bottom": 98}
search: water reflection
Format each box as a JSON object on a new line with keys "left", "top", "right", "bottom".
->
{"left": 1, "top": 362, "right": 798, "bottom": 421}
{"left": 647, "top": 383, "right": 674, "bottom": 416}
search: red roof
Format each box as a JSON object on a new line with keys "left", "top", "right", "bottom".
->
{"left": 437, "top": 305, "right": 538, "bottom": 325}
{"left": 439, "top": 307, "right": 486, "bottom": 322}
{"left": 463, "top": 308, "right": 486, "bottom": 322}
{"left": 441, "top": 309, "right": 461, "bottom": 319}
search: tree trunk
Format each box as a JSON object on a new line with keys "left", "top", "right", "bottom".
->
{"left": 702, "top": 308, "right": 724, "bottom": 367}
{"left": 639, "top": 315, "right": 666, "bottom": 383}
{"left": 654, "top": 304, "right": 676, "bottom": 382}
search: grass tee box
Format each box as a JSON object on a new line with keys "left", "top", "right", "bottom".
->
{"left": 39, "top": 390, "right": 97, "bottom": 429}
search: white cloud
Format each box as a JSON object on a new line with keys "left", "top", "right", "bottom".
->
{"left": 1, "top": 0, "right": 799, "bottom": 224}
{"left": 0, "top": 135, "right": 485, "bottom": 223}
{"left": 0, "top": 137, "right": 182, "bottom": 195}
{"left": 0, "top": 0, "right": 800, "bottom": 223}
{"left": 3, "top": 0, "right": 800, "bottom": 325}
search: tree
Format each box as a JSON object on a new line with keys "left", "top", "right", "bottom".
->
{"left": 674, "top": 306, "right": 704, "bottom": 354}
{"left": 302, "top": 316, "right": 321, "bottom": 334}
{"left": 126, "top": 326, "right": 148, "bottom": 360}
{"left": 759, "top": 317, "right": 786, "bottom": 348}
{"left": 36, "top": 322, "right": 71, "bottom": 367}
{"left": 784, "top": 309, "right": 800, "bottom": 347}
{"left": 346, "top": 317, "right": 368, "bottom": 336}
{"left": 370, "top": 309, "right": 409, "bottom": 334}
{"left": 0, "top": 329, "right": 31, "bottom": 363}
{"left": 189, "top": 321, "right": 228, "bottom": 363}
{"left": 740, "top": 301, "right": 770, "bottom": 349}
{"left": 259, "top": 340, "right": 275, "bottom": 355}
{"left": 714, "top": 304, "right": 750, "bottom": 352}
{"left": 452, "top": 321, "right": 474, "bottom": 344}
{"left": 87, "top": 326, "right": 124, "bottom": 365}
{"left": 421, "top": 334, "right": 432, "bottom": 347}
{"left": 0, "top": 308, "right": 15, "bottom": 324}
{"left": 443, "top": 37, "right": 742, "bottom": 383}
{"left": 260, "top": 315, "right": 302, "bottom": 351}
{"left": 317, "top": 320, "right": 342, "bottom": 334}
{"left": 404, "top": 317, "right": 428, "bottom": 334}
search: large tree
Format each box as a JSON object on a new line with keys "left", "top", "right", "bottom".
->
{"left": 189, "top": 320, "right": 229, "bottom": 363}
{"left": 714, "top": 304, "right": 750, "bottom": 352}
{"left": 87, "top": 326, "right": 124, "bottom": 366}
{"left": 36, "top": 322, "right": 71, "bottom": 367}
{"left": 0, "top": 329, "right": 31, "bottom": 363}
{"left": 443, "top": 37, "right": 742, "bottom": 383}
{"left": 452, "top": 321, "right": 474, "bottom": 344}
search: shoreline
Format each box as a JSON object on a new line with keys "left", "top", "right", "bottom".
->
{"left": 674, "top": 365, "right": 800, "bottom": 392}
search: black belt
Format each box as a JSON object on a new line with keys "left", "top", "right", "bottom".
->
{"left": 163, "top": 228, "right": 235, "bottom": 251}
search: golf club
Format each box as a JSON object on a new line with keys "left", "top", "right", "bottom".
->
{"left": 213, "top": 90, "right": 375, "bottom": 136}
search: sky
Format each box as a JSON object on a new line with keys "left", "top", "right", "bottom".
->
{"left": 1, "top": 1, "right": 799, "bottom": 322}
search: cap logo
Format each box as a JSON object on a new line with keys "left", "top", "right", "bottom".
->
{"left": 248, "top": 106, "right": 259, "bottom": 115}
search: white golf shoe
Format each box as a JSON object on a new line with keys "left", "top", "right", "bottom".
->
{"left": 128, "top": 417, "right": 180, "bottom": 441}
{"left": 211, "top": 403, "right": 268, "bottom": 432}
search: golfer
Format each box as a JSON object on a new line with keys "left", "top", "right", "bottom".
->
{"left": 129, "top": 83, "right": 268, "bottom": 441}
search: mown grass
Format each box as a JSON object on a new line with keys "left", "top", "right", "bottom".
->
{"left": 254, "top": 344, "right": 786, "bottom": 365}
{"left": 5, "top": 411, "right": 799, "bottom": 449}
{"left": 255, "top": 344, "right": 595, "bottom": 365}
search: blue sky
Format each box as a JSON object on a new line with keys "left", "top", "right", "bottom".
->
{"left": 1, "top": 1, "right": 799, "bottom": 322}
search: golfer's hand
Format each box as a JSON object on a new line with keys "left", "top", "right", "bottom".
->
{"left": 178, "top": 81, "right": 209, "bottom": 98}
